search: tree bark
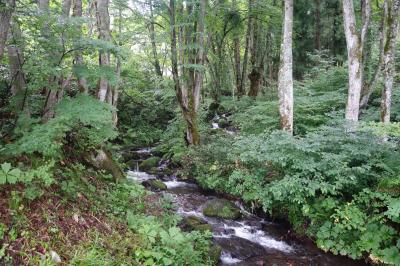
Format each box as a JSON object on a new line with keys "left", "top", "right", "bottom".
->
{"left": 42, "top": 0, "right": 71, "bottom": 122}
{"left": 239, "top": 0, "right": 254, "bottom": 97}
{"left": 278, "top": 0, "right": 294, "bottom": 134}
{"left": 0, "top": 0, "right": 15, "bottom": 61}
{"left": 380, "top": 0, "right": 400, "bottom": 123}
{"left": 169, "top": 0, "right": 205, "bottom": 145}
{"left": 95, "top": 0, "right": 111, "bottom": 103}
{"left": 73, "top": 0, "right": 89, "bottom": 93}
{"left": 342, "top": 0, "right": 364, "bottom": 122}
{"left": 148, "top": 0, "right": 163, "bottom": 77}
{"left": 360, "top": 9, "right": 385, "bottom": 108}
{"left": 314, "top": 0, "right": 321, "bottom": 50}
{"left": 7, "top": 19, "right": 28, "bottom": 114}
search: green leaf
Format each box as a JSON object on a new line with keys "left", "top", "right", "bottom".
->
{"left": 1, "top": 163, "right": 11, "bottom": 174}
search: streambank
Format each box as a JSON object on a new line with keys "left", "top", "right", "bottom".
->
{"left": 125, "top": 147, "right": 368, "bottom": 266}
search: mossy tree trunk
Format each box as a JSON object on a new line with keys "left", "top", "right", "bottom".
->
{"left": 169, "top": 0, "right": 205, "bottom": 146}
{"left": 380, "top": 0, "right": 400, "bottom": 123}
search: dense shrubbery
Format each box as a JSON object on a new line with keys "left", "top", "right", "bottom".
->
{"left": 176, "top": 65, "right": 400, "bottom": 264}
{"left": 2, "top": 95, "right": 117, "bottom": 158}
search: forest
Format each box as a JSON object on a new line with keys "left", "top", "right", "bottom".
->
{"left": 0, "top": 0, "right": 400, "bottom": 265}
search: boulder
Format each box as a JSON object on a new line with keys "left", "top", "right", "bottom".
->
{"left": 208, "top": 244, "right": 222, "bottom": 264}
{"left": 181, "top": 216, "right": 212, "bottom": 232}
{"left": 143, "top": 179, "right": 167, "bottom": 191}
{"left": 202, "top": 199, "right": 241, "bottom": 220}
{"left": 84, "top": 149, "right": 124, "bottom": 181}
{"left": 139, "top": 157, "right": 161, "bottom": 171}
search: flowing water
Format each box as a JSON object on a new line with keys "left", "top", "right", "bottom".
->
{"left": 126, "top": 149, "right": 367, "bottom": 266}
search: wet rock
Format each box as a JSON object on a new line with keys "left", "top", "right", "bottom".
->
{"left": 202, "top": 199, "right": 241, "bottom": 220}
{"left": 143, "top": 179, "right": 167, "bottom": 191}
{"left": 218, "top": 118, "right": 230, "bottom": 128}
{"left": 215, "top": 236, "right": 266, "bottom": 260}
{"left": 139, "top": 156, "right": 161, "bottom": 171}
{"left": 180, "top": 216, "right": 212, "bottom": 232}
{"left": 208, "top": 244, "right": 222, "bottom": 264}
{"left": 126, "top": 159, "right": 139, "bottom": 170}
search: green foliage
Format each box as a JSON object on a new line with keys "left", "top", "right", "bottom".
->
{"left": 187, "top": 124, "right": 400, "bottom": 263}
{"left": 0, "top": 161, "right": 54, "bottom": 186}
{"left": 127, "top": 212, "right": 213, "bottom": 266}
{"left": 316, "top": 190, "right": 400, "bottom": 264}
{"left": 5, "top": 95, "right": 117, "bottom": 158}
{"left": 223, "top": 66, "right": 347, "bottom": 135}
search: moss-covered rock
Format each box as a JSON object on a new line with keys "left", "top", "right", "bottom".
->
{"left": 143, "top": 179, "right": 167, "bottom": 191}
{"left": 84, "top": 149, "right": 124, "bottom": 181}
{"left": 139, "top": 156, "right": 161, "bottom": 171}
{"left": 181, "top": 216, "right": 212, "bottom": 232}
{"left": 208, "top": 244, "right": 222, "bottom": 264}
{"left": 202, "top": 199, "right": 241, "bottom": 220}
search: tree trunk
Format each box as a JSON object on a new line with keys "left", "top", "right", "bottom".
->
{"left": 380, "top": 0, "right": 400, "bottom": 123}
{"left": 0, "top": 0, "right": 15, "bottom": 61}
{"left": 95, "top": 0, "right": 111, "bottom": 102}
{"left": 42, "top": 0, "right": 71, "bottom": 122}
{"left": 73, "top": 0, "right": 88, "bottom": 93}
{"left": 232, "top": 0, "right": 241, "bottom": 97}
{"left": 148, "top": 0, "right": 162, "bottom": 77}
{"left": 314, "top": 0, "right": 321, "bottom": 50}
{"left": 169, "top": 0, "right": 205, "bottom": 146}
{"left": 7, "top": 19, "right": 28, "bottom": 114}
{"left": 239, "top": 0, "right": 254, "bottom": 97}
{"left": 342, "top": 0, "right": 364, "bottom": 122}
{"left": 360, "top": 10, "right": 385, "bottom": 108}
{"left": 278, "top": 0, "right": 294, "bottom": 134}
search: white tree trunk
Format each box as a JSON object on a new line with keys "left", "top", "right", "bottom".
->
{"left": 278, "top": 0, "right": 294, "bottom": 134}
{"left": 381, "top": 0, "right": 400, "bottom": 123}
{"left": 342, "top": 0, "right": 363, "bottom": 122}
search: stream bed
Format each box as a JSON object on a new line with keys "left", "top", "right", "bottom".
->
{"left": 125, "top": 149, "right": 367, "bottom": 266}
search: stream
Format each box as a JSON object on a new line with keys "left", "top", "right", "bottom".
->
{"left": 126, "top": 148, "right": 367, "bottom": 266}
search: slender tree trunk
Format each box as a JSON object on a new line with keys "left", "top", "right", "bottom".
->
{"left": 342, "top": 0, "right": 364, "bottom": 122}
{"left": 239, "top": 0, "right": 254, "bottom": 96}
{"left": 95, "top": 0, "right": 111, "bottom": 102}
{"left": 0, "top": 0, "right": 15, "bottom": 61}
{"left": 232, "top": 0, "right": 241, "bottom": 97}
{"left": 7, "top": 19, "right": 28, "bottom": 114}
{"left": 278, "top": 0, "right": 294, "bottom": 134}
{"left": 381, "top": 0, "right": 400, "bottom": 123}
{"left": 42, "top": 0, "right": 71, "bottom": 122}
{"left": 73, "top": 0, "right": 88, "bottom": 93}
{"left": 148, "top": 0, "right": 162, "bottom": 77}
{"left": 169, "top": 0, "right": 204, "bottom": 145}
{"left": 360, "top": 10, "right": 385, "bottom": 108}
{"left": 248, "top": 18, "right": 265, "bottom": 99}
{"left": 315, "top": 0, "right": 321, "bottom": 50}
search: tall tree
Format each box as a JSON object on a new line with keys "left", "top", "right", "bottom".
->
{"left": 380, "top": 0, "right": 400, "bottom": 123}
{"left": 232, "top": 0, "right": 241, "bottom": 97}
{"left": 95, "top": 0, "right": 112, "bottom": 103}
{"left": 314, "top": 0, "right": 321, "bottom": 50}
{"left": 7, "top": 19, "right": 27, "bottom": 113}
{"left": 169, "top": 0, "right": 206, "bottom": 145}
{"left": 247, "top": 16, "right": 266, "bottom": 99}
{"left": 0, "top": 0, "right": 15, "bottom": 61}
{"left": 148, "top": 0, "right": 163, "bottom": 77}
{"left": 342, "top": 0, "right": 371, "bottom": 121}
{"left": 278, "top": 0, "right": 293, "bottom": 134}
{"left": 73, "top": 0, "right": 89, "bottom": 93}
{"left": 238, "top": 0, "right": 254, "bottom": 97}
